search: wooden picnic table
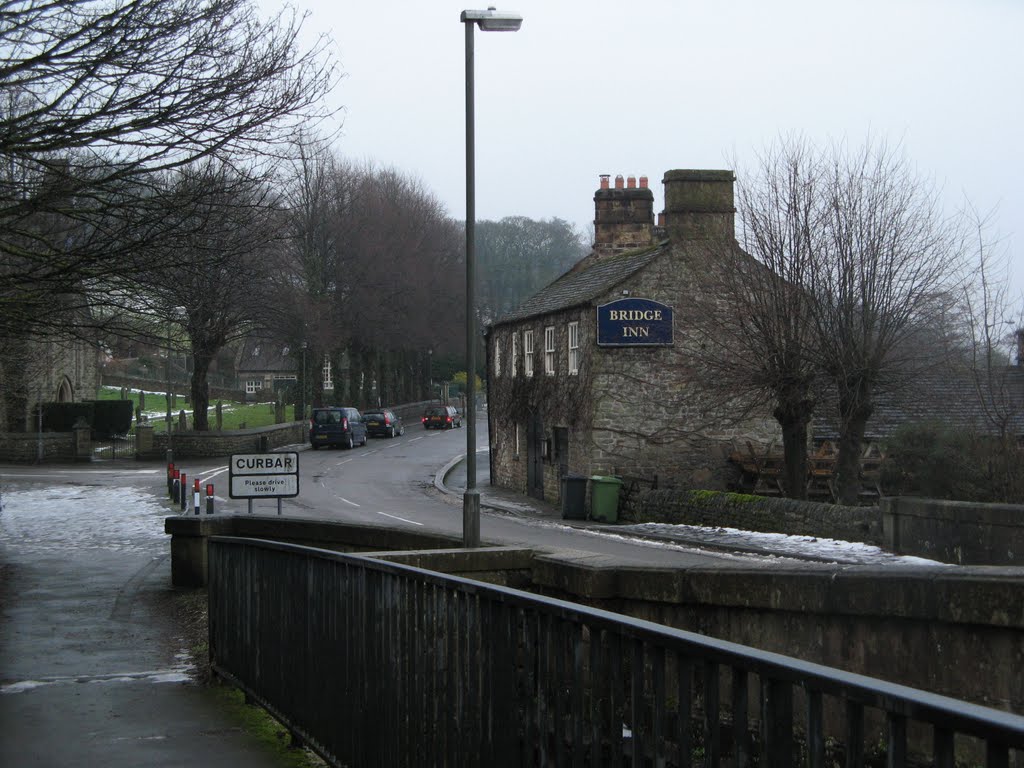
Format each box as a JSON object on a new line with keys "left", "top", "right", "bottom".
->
{"left": 728, "top": 441, "right": 883, "bottom": 501}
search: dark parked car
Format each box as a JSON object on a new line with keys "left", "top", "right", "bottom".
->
{"left": 309, "top": 406, "right": 368, "bottom": 449}
{"left": 422, "top": 405, "right": 462, "bottom": 430}
{"left": 364, "top": 409, "right": 405, "bottom": 438}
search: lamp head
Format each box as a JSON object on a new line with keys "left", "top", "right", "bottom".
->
{"left": 461, "top": 7, "right": 523, "bottom": 31}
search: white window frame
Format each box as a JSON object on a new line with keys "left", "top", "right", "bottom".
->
{"left": 544, "top": 326, "right": 555, "bottom": 376}
{"left": 567, "top": 321, "right": 580, "bottom": 375}
{"left": 323, "top": 357, "right": 334, "bottom": 391}
{"left": 524, "top": 330, "right": 534, "bottom": 377}
{"left": 511, "top": 332, "right": 519, "bottom": 377}
{"left": 245, "top": 379, "right": 263, "bottom": 394}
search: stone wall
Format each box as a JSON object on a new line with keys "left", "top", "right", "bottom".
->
{"left": 147, "top": 422, "right": 306, "bottom": 460}
{"left": 623, "top": 489, "right": 884, "bottom": 546}
{"left": 100, "top": 373, "right": 242, "bottom": 403}
{"left": 0, "top": 431, "right": 76, "bottom": 462}
{"left": 530, "top": 555, "right": 1024, "bottom": 735}
{"left": 883, "top": 496, "right": 1024, "bottom": 565}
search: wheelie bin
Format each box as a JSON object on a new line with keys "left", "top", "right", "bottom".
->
{"left": 589, "top": 475, "right": 623, "bottom": 523}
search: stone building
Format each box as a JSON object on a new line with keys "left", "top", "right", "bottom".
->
{"left": 0, "top": 332, "right": 101, "bottom": 433}
{"left": 486, "top": 170, "right": 779, "bottom": 503}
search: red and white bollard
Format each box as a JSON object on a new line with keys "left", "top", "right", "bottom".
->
{"left": 167, "top": 462, "right": 175, "bottom": 498}
{"left": 172, "top": 468, "right": 181, "bottom": 504}
{"left": 180, "top": 472, "right": 187, "bottom": 513}
{"left": 206, "top": 484, "right": 215, "bottom": 515}
{"left": 193, "top": 478, "right": 200, "bottom": 515}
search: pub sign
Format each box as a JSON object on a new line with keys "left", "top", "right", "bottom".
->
{"left": 596, "top": 298, "right": 674, "bottom": 347}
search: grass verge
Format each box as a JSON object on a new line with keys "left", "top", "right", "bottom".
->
{"left": 171, "top": 589, "right": 326, "bottom": 768}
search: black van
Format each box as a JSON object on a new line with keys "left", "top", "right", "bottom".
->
{"left": 309, "top": 407, "right": 368, "bottom": 449}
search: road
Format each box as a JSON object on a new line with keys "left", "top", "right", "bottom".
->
{"left": 1, "top": 415, "right": 941, "bottom": 571}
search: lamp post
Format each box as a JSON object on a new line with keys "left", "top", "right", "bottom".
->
{"left": 461, "top": 7, "right": 522, "bottom": 548}
{"left": 165, "top": 324, "right": 173, "bottom": 461}
{"left": 300, "top": 341, "right": 307, "bottom": 422}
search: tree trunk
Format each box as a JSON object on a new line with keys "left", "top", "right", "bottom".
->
{"left": 834, "top": 381, "right": 873, "bottom": 505}
{"left": 774, "top": 397, "right": 812, "bottom": 500}
{"left": 190, "top": 350, "right": 213, "bottom": 431}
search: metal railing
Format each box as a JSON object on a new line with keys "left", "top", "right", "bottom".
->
{"left": 208, "top": 537, "right": 1024, "bottom": 767}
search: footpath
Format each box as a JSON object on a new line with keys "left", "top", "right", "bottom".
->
{"left": 0, "top": 472, "right": 290, "bottom": 767}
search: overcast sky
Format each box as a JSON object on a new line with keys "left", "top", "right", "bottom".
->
{"left": 277, "top": 0, "right": 1022, "bottom": 291}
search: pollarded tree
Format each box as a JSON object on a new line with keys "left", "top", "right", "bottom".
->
{"left": 0, "top": 0, "right": 337, "bottom": 341}
{"left": 694, "top": 138, "right": 826, "bottom": 498}
{"left": 811, "top": 141, "right": 966, "bottom": 504}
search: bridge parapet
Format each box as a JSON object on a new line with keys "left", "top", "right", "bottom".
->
{"left": 206, "top": 536, "right": 1024, "bottom": 766}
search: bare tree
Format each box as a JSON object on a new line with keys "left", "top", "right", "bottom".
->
{"left": 138, "top": 161, "right": 279, "bottom": 430}
{"left": 694, "top": 139, "right": 826, "bottom": 498}
{"left": 812, "top": 141, "right": 966, "bottom": 504}
{"left": 696, "top": 138, "right": 968, "bottom": 502}
{"left": 956, "top": 208, "right": 1024, "bottom": 497}
{"left": 267, "top": 145, "right": 463, "bottom": 408}
{"left": 0, "top": 0, "right": 337, "bottom": 340}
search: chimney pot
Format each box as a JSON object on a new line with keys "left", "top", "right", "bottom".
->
{"left": 627, "top": 175, "right": 636, "bottom": 189}
{"left": 639, "top": 176, "right": 649, "bottom": 189}
{"left": 615, "top": 174, "right": 624, "bottom": 189}
{"left": 657, "top": 212, "right": 665, "bottom": 227}
{"left": 599, "top": 174, "right": 610, "bottom": 190}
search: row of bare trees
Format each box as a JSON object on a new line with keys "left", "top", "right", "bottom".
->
{"left": 695, "top": 136, "right": 1019, "bottom": 504}
{"left": 0, "top": 0, "right": 337, "bottom": 339}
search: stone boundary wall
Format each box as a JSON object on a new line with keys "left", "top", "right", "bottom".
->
{"left": 882, "top": 496, "right": 1024, "bottom": 566}
{"left": 530, "top": 554, "right": 1024, "bottom": 727}
{"left": 623, "top": 488, "right": 884, "bottom": 546}
{"left": 100, "top": 373, "right": 243, "bottom": 402}
{"left": 146, "top": 422, "right": 306, "bottom": 460}
{"left": 0, "top": 432, "right": 76, "bottom": 462}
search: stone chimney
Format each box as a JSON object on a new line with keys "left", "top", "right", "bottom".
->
{"left": 593, "top": 173, "right": 654, "bottom": 253}
{"left": 661, "top": 169, "right": 736, "bottom": 241}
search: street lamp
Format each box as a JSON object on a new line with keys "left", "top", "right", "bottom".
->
{"left": 461, "top": 7, "right": 522, "bottom": 548}
{"left": 300, "top": 341, "right": 307, "bottom": 422}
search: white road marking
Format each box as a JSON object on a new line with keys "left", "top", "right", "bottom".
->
{"left": 335, "top": 496, "right": 360, "bottom": 507}
{"left": 196, "top": 466, "right": 229, "bottom": 481}
{"left": 376, "top": 511, "right": 423, "bottom": 526}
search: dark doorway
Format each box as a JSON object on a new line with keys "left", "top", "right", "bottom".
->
{"left": 554, "top": 427, "right": 569, "bottom": 480}
{"left": 526, "top": 411, "right": 544, "bottom": 500}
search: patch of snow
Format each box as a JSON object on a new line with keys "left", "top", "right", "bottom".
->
{"left": 0, "top": 485, "right": 170, "bottom": 556}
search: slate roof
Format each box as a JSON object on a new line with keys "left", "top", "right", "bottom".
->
{"left": 491, "top": 243, "right": 669, "bottom": 327}
{"left": 813, "top": 366, "right": 1024, "bottom": 441}
{"left": 236, "top": 338, "right": 296, "bottom": 374}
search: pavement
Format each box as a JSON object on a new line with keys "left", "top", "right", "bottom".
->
{"left": 439, "top": 455, "right": 958, "bottom": 567}
{"left": 0, "top": 470, "right": 303, "bottom": 767}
